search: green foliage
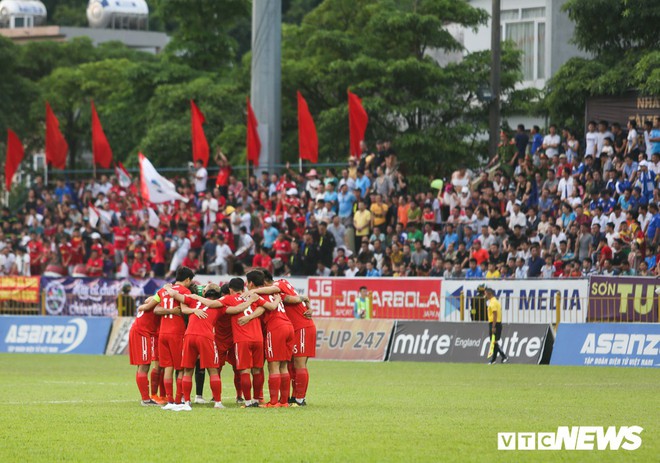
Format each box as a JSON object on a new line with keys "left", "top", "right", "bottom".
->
{"left": 276, "top": 0, "right": 522, "bottom": 175}
{"left": 41, "top": 0, "right": 88, "bottom": 26}
{"left": 545, "top": 0, "right": 660, "bottom": 133}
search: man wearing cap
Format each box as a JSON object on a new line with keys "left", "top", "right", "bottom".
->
{"left": 484, "top": 287, "right": 508, "bottom": 364}
{"left": 305, "top": 169, "right": 321, "bottom": 197}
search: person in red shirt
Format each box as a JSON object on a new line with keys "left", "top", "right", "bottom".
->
{"left": 86, "top": 249, "right": 103, "bottom": 277}
{"left": 241, "top": 270, "right": 294, "bottom": 407}
{"left": 163, "top": 283, "right": 258, "bottom": 411}
{"left": 112, "top": 218, "right": 131, "bottom": 263}
{"left": 130, "top": 294, "right": 163, "bottom": 406}
{"left": 222, "top": 277, "right": 278, "bottom": 408}
{"left": 130, "top": 250, "right": 152, "bottom": 278}
{"left": 148, "top": 234, "right": 166, "bottom": 278}
{"left": 149, "top": 266, "right": 194, "bottom": 408}
{"left": 181, "top": 250, "right": 200, "bottom": 272}
{"left": 251, "top": 247, "right": 273, "bottom": 274}
{"left": 256, "top": 269, "right": 314, "bottom": 407}
{"left": 272, "top": 233, "right": 292, "bottom": 262}
{"left": 470, "top": 240, "right": 489, "bottom": 267}
{"left": 214, "top": 149, "right": 231, "bottom": 197}
{"left": 58, "top": 235, "right": 73, "bottom": 274}
{"left": 27, "top": 232, "right": 44, "bottom": 276}
{"left": 90, "top": 232, "right": 103, "bottom": 255}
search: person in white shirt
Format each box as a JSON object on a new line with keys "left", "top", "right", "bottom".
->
{"left": 608, "top": 206, "right": 626, "bottom": 232}
{"left": 210, "top": 235, "right": 233, "bottom": 275}
{"left": 514, "top": 258, "right": 529, "bottom": 279}
{"left": 344, "top": 258, "right": 359, "bottom": 277}
{"left": 13, "top": 247, "right": 30, "bottom": 276}
{"left": 194, "top": 160, "right": 208, "bottom": 193}
{"left": 626, "top": 120, "right": 639, "bottom": 155}
{"left": 549, "top": 225, "right": 567, "bottom": 252}
{"left": 422, "top": 223, "right": 440, "bottom": 249}
{"left": 168, "top": 229, "right": 191, "bottom": 275}
{"left": 508, "top": 200, "right": 527, "bottom": 230}
{"left": 542, "top": 125, "right": 561, "bottom": 157}
{"left": 585, "top": 121, "right": 598, "bottom": 158}
{"left": 201, "top": 190, "right": 219, "bottom": 234}
{"left": 596, "top": 120, "right": 614, "bottom": 155}
{"left": 305, "top": 169, "right": 322, "bottom": 197}
{"left": 644, "top": 120, "right": 654, "bottom": 158}
{"left": 557, "top": 168, "right": 575, "bottom": 200}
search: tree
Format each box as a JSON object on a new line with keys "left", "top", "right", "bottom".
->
{"left": 545, "top": 0, "right": 660, "bottom": 130}
{"left": 276, "top": 0, "right": 525, "bottom": 174}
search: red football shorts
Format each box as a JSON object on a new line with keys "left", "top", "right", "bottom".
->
{"left": 234, "top": 341, "right": 264, "bottom": 370}
{"left": 293, "top": 325, "right": 316, "bottom": 358}
{"left": 265, "top": 325, "right": 294, "bottom": 362}
{"left": 129, "top": 328, "right": 154, "bottom": 365}
{"left": 215, "top": 337, "right": 236, "bottom": 367}
{"left": 182, "top": 334, "right": 219, "bottom": 369}
{"left": 152, "top": 335, "right": 159, "bottom": 361}
{"left": 158, "top": 333, "right": 184, "bottom": 369}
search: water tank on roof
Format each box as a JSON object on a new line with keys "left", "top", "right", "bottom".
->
{"left": 86, "top": 0, "right": 148, "bottom": 30}
{"left": 0, "top": 0, "right": 47, "bottom": 28}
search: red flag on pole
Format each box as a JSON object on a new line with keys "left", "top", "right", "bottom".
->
{"left": 5, "top": 129, "right": 25, "bottom": 191}
{"left": 297, "top": 91, "right": 318, "bottom": 164}
{"left": 347, "top": 90, "right": 368, "bottom": 158}
{"left": 45, "top": 102, "right": 68, "bottom": 170}
{"left": 91, "top": 101, "right": 113, "bottom": 169}
{"left": 246, "top": 97, "right": 261, "bottom": 167}
{"left": 190, "top": 100, "right": 209, "bottom": 167}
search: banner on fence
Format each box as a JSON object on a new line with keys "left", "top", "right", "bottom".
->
{"left": 0, "top": 316, "right": 112, "bottom": 354}
{"left": 441, "top": 279, "right": 588, "bottom": 324}
{"left": 0, "top": 276, "right": 41, "bottom": 303}
{"left": 40, "top": 277, "right": 166, "bottom": 317}
{"left": 389, "top": 321, "right": 553, "bottom": 364}
{"left": 308, "top": 277, "right": 441, "bottom": 320}
{"left": 588, "top": 276, "right": 659, "bottom": 323}
{"left": 105, "top": 317, "right": 135, "bottom": 355}
{"left": 314, "top": 318, "right": 394, "bottom": 361}
{"left": 551, "top": 323, "right": 660, "bottom": 368}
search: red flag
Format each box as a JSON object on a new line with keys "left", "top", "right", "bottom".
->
{"left": 246, "top": 97, "right": 261, "bottom": 167}
{"left": 297, "top": 91, "right": 318, "bottom": 164}
{"left": 347, "top": 90, "right": 368, "bottom": 158}
{"left": 5, "top": 129, "right": 24, "bottom": 191}
{"left": 190, "top": 100, "right": 209, "bottom": 167}
{"left": 45, "top": 102, "right": 68, "bottom": 170}
{"left": 91, "top": 101, "right": 113, "bottom": 169}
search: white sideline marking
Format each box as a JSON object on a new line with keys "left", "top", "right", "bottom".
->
{"left": 8, "top": 399, "right": 135, "bottom": 405}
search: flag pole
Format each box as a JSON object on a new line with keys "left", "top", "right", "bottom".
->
{"left": 299, "top": 157, "right": 302, "bottom": 174}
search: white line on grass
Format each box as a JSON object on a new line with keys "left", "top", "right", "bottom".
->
{"left": 7, "top": 399, "right": 136, "bottom": 405}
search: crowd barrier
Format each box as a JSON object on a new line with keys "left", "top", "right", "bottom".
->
{"left": 551, "top": 323, "right": 660, "bottom": 368}
{"left": 3, "top": 314, "right": 658, "bottom": 368}
{"left": 0, "top": 316, "right": 112, "bottom": 354}
{"left": 0, "top": 275, "right": 658, "bottom": 325}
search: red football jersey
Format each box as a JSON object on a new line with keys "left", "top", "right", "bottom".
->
{"left": 222, "top": 293, "right": 266, "bottom": 343}
{"left": 157, "top": 284, "right": 191, "bottom": 335}
{"left": 276, "top": 279, "right": 315, "bottom": 330}
{"left": 183, "top": 295, "right": 225, "bottom": 340}
{"left": 215, "top": 312, "right": 233, "bottom": 347}
{"left": 133, "top": 307, "right": 157, "bottom": 337}
{"left": 261, "top": 293, "right": 293, "bottom": 331}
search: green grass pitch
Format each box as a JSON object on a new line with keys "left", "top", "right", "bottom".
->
{"left": 0, "top": 354, "right": 657, "bottom": 463}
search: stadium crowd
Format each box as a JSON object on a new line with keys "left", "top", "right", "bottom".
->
{"left": 2, "top": 117, "right": 660, "bottom": 280}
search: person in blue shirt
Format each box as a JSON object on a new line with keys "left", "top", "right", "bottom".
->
{"left": 355, "top": 168, "right": 371, "bottom": 199}
{"left": 323, "top": 183, "right": 339, "bottom": 212}
{"left": 635, "top": 161, "right": 656, "bottom": 202}
{"left": 646, "top": 203, "right": 660, "bottom": 245}
{"left": 598, "top": 190, "right": 616, "bottom": 214}
{"left": 365, "top": 261, "right": 381, "bottom": 277}
{"left": 649, "top": 117, "right": 660, "bottom": 155}
{"left": 440, "top": 224, "right": 459, "bottom": 252}
{"left": 530, "top": 125, "right": 544, "bottom": 156}
{"left": 261, "top": 219, "right": 279, "bottom": 250}
{"left": 465, "top": 258, "right": 484, "bottom": 279}
{"left": 337, "top": 184, "right": 356, "bottom": 223}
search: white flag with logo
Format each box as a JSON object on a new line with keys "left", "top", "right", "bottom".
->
{"left": 138, "top": 153, "right": 188, "bottom": 204}
{"left": 88, "top": 202, "right": 114, "bottom": 228}
{"left": 147, "top": 207, "right": 160, "bottom": 228}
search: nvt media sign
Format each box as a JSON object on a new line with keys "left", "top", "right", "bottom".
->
{"left": 441, "top": 279, "right": 588, "bottom": 323}
{"left": 0, "top": 316, "right": 112, "bottom": 354}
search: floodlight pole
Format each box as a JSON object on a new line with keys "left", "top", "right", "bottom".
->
{"left": 251, "top": 0, "right": 282, "bottom": 174}
{"left": 488, "top": 0, "right": 501, "bottom": 161}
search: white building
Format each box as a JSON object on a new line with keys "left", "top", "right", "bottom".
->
{"left": 464, "top": 0, "right": 587, "bottom": 90}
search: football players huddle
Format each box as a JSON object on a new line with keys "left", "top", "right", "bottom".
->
{"left": 128, "top": 266, "right": 315, "bottom": 411}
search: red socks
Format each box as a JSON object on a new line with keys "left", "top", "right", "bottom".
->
{"left": 150, "top": 368, "right": 160, "bottom": 396}
{"left": 136, "top": 371, "right": 150, "bottom": 401}
{"left": 268, "top": 374, "right": 281, "bottom": 405}
{"left": 164, "top": 378, "right": 174, "bottom": 403}
{"left": 240, "top": 372, "right": 252, "bottom": 401}
{"left": 209, "top": 374, "right": 222, "bottom": 403}
{"left": 175, "top": 376, "right": 183, "bottom": 403}
{"left": 279, "top": 373, "right": 290, "bottom": 404}
{"left": 288, "top": 363, "right": 296, "bottom": 398}
{"left": 182, "top": 376, "right": 193, "bottom": 403}
{"left": 233, "top": 369, "right": 242, "bottom": 399}
{"left": 294, "top": 368, "right": 308, "bottom": 400}
{"left": 158, "top": 372, "right": 166, "bottom": 397}
{"left": 253, "top": 370, "right": 264, "bottom": 401}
